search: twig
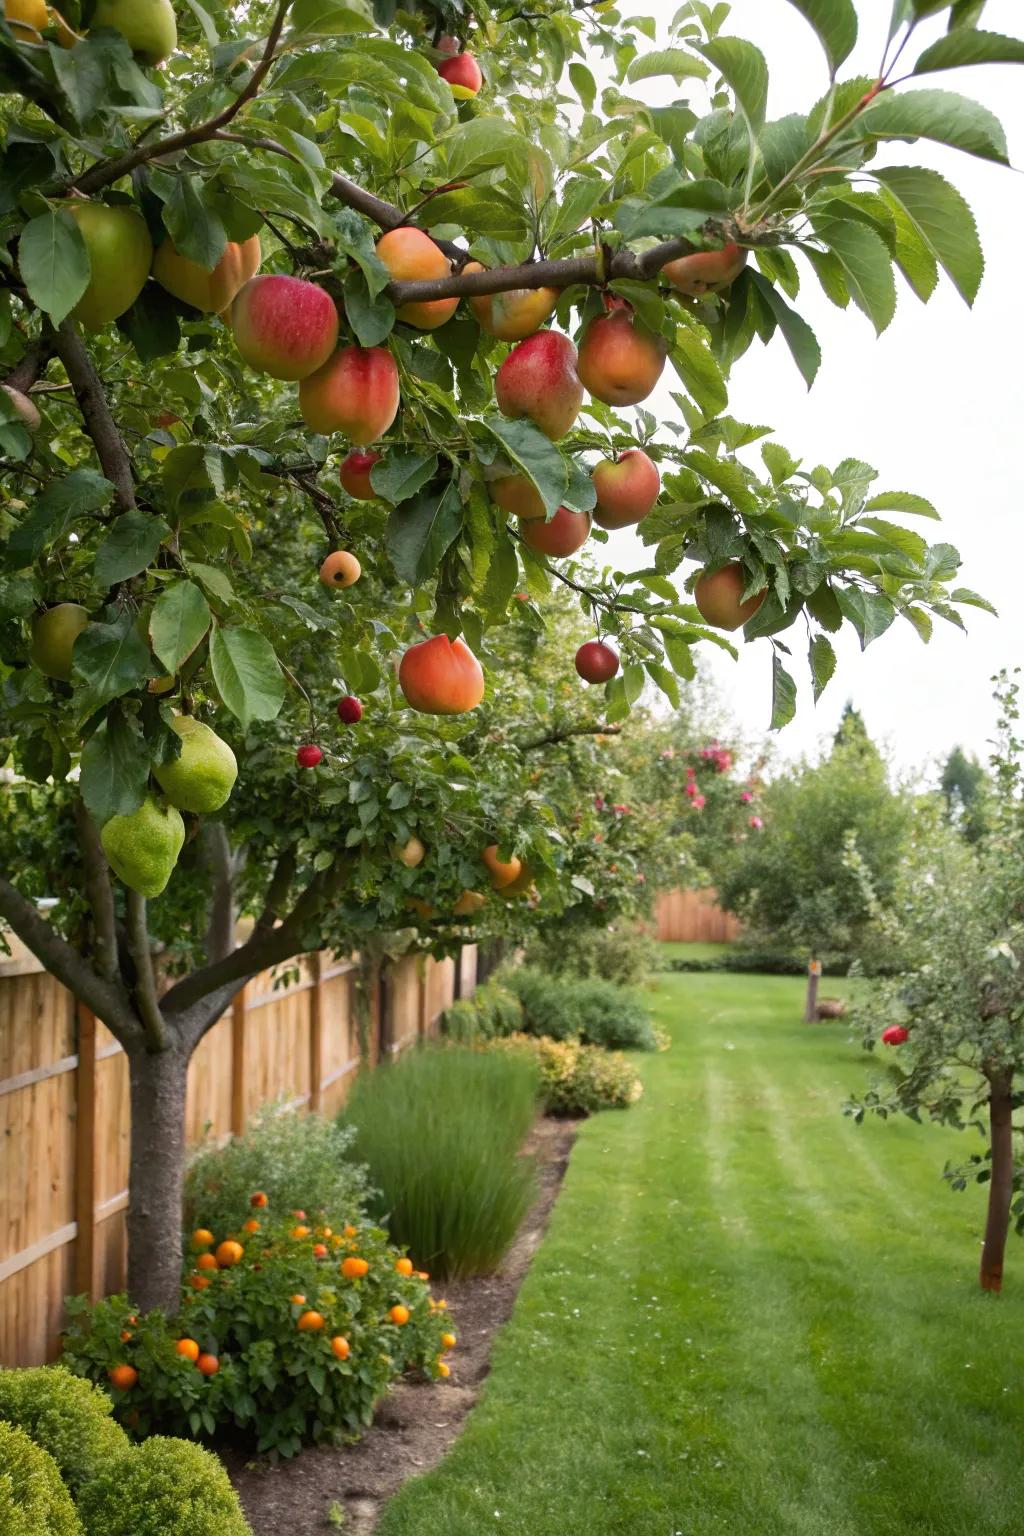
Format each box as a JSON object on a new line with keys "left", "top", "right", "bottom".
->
{"left": 53, "top": 323, "right": 136, "bottom": 511}
{"left": 125, "top": 890, "right": 166, "bottom": 1051}
{"left": 520, "top": 722, "right": 623, "bottom": 750}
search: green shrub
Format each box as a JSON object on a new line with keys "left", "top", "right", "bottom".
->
{"left": 342, "top": 1045, "right": 539, "bottom": 1280}
{"left": 441, "top": 983, "right": 522, "bottom": 1044}
{"left": 77, "top": 1438, "right": 250, "bottom": 1536}
{"left": 0, "top": 1422, "right": 82, "bottom": 1536}
{"left": 440, "top": 998, "right": 482, "bottom": 1044}
{"left": 492, "top": 1035, "right": 643, "bottom": 1116}
{"left": 496, "top": 966, "right": 579, "bottom": 1040}
{"left": 498, "top": 967, "right": 658, "bottom": 1051}
{"left": 0, "top": 1366, "right": 128, "bottom": 1494}
{"left": 63, "top": 1208, "right": 450, "bottom": 1460}
{"left": 184, "top": 1102, "right": 373, "bottom": 1237}
{"left": 524, "top": 923, "right": 656, "bottom": 987}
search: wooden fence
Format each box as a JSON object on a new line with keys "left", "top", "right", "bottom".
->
{"left": 655, "top": 888, "right": 741, "bottom": 944}
{"left": 0, "top": 937, "right": 475, "bottom": 1369}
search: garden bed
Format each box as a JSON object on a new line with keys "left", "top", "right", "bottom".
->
{"left": 225, "top": 1118, "right": 576, "bottom": 1535}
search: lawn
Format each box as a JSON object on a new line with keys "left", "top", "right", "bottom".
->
{"left": 376, "top": 968, "right": 1024, "bottom": 1536}
{"left": 657, "top": 940, "right": 734, "bottom": 964}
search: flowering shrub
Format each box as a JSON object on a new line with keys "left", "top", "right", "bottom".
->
{"left": 492, "top": 1035, "right": 643, "bottom": 1116}
{"left": 63, "top": 1205, "right": 452, "bottom": 1460}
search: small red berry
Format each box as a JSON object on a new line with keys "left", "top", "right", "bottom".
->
{"left": 297, "top": 744, "right": 323, "bottom": 768}
{"left": 882, "top": 1025, "right": 910, "bottom": 1046}
{"left": 337, "top": 695, "right": 363, "bottom": 724}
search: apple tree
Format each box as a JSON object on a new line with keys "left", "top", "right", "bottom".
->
{"left": 0, "top": 0, "right": 1021, "bottom": 1309}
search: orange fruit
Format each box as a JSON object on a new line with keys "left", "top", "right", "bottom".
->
{"left": 108, "top": 1364, "right": 137, "bottom": 1391}
{"left": 343, "top": 1224, "right": 358, "bottom": 1238}
{"left": 127, "top": 1315, "right": 137, "bottom": 1325}
{"left": 196, "top": 1253, "right": 218, "bottom": 1271}
{"left": 216, "top": 1240, "right": 244, "bottom": 1268}
{"left": 389, "top": 1305, "right": 410, "bottom": 1326}
{"left": 316, "top": 1226, "right": 333, "bottom": 1239}
{"left": 291, "top": 1293, "right": 307, "bottom": 1306}
{"left": 331, "top": 1235, "right": 344, "bottom": 1249}
{"left": 197, "top": 1354, "right": 220, "bottom": 1376}
{"left": 331, "top": 1335, "right": 351, "bottom": 1361}
{"left": 291, "top": 1225, "right": 311, "bottom": 1240}
{"left": 243, "top": 1219, "right": 260, "bottom": 1234}
{"left": 438, "top": 1361, "right": 451, "bottom": 1379}
{"left": 189, "top": 1273, "right": 211, "bottom": 1291}
{"left": 250, "top": 1191, "right": 268, "bottom": 1208}
{"left": 319, "top": 549, "right": 362, "bottom": 589}
{"left": 192, "top": 1229, "right": 215, "bottom": 1249}
{"left": 313, "top": 1243, "right": 328, "bottom": 1259}
{"left": 176, "top": 1339, "right": 200, "bottom": 1362}
{"left": 395, "top": 1258, "right": 414, "bottom": 1277}
{"left": 293, "top": 1209, "right": 307, "bottom": 1220}
{"left": 298, "top": 1310, "right": 325, "bottom": 1332}
{"left": 341, "top": 1257, "right": 368, "bottom": 1280}
{"left": 415, "top": 1270, "right": 430, "bottom": 1281}
{"left": 441, "top": 1332, "right": 457, "bottom": 1351}
{"left": 120, "top": 1330, "right": 133, "bottom": 1342}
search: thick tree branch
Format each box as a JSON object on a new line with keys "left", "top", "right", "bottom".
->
{"left": 254, "top": 847, "right": 297, "bottom": 935}
{"left": 74, "top": 798, "right": 120, "bottom": 984}
{"left": 125, "top": 891, "right": 167, "bottom": 1051}
{"left": 0, "top": 875, "right": 140, "bottom": 1038}
{"left": 71, "top": 0, "right": 293, "bottom": 197}
{"left": 53, "top": 322, "right": 136, "bottom": 512}
{"left": 520, "top": 723, "right": 623, "bottom": 750}
{"left": 202, "top": 822, "right": 236, "bottom": 965}
{"left": 4, "top": 340, "right": 49, "bottom": 395}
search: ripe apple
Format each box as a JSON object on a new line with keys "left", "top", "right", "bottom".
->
{"left": 4, "top": 0, "right": 48, "bottom": 40}
{"left": 437, "top": 52, "right": 483, "bottom": 98}
{"left": 299, "top": 345, "right": 400, "bottom": 442}
{"left": 232, "top": 275, "right": 339, "bottom": 381}
{"left": 663, "top": 243, "right": 747, "bottom": 297}
{"left": 2, "top": 384, "right": 41, "bottom": 433}
{"left": 462, "top": 262, "right": 559, "bottom": 342}
{"left": 30, "top": 603, "right": 89, "bottom": 680}
{"left": 520, "top": 506, "right": 590, "bottom": 558}
{"left": 495, "top": 331, "right": 583, "bottom": 441}
{"left": 319, "top": 551, "right": 361, "bottom": 589}
{"left": 489, "top": 473, "right": 545, "bottom": 521}
{"left": 482, "top": 845, "right": 522, "bottom": 890}
{"left": 340, "top": 450, "right": 382, "bottom": 501}
{"left": 452, "top": 889, "right": 486, "bottom": 917}
{"left": 694, "top": 563, "right": 766, "bottom": 631}
{"left": 394, "top": 836, "right": 425, "bottom": 868}
{"left": 153, "top": 234, "right": 261, "bottom": 313}
{"left": 337, "top": 695, "right": 363, "bottom": 724}
{"left": 59, "top": 202, "right": 153, "bottom": 332}
{"left": 881, "top": 1025, "right": 909, "bottom": 1046}
{"left": 577, "top": 307, "right": 666, "bottom": 407}
{"left": 296, "top": 744, "right": 323, "bottom": 768}
{"left": 49, "top": 6, "right": 81, "bottom": 47}
{"left": 398, "top": 635, "right": 485, "bottom": 715}
{"left": 92, "top": 0, "right": 177, "bottom": 63}
{"left": 592, "top": 448, "right": 660, "bottom": 530}
{"left": 376, "top": 227, "right": 458, "bottom": 330}
{"left": 575, "top": 641, "right": 619, "bottom": 684}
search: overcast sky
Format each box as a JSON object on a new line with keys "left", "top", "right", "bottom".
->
{"left": 598, "top": 0, "right": 1024, "bottom": 778}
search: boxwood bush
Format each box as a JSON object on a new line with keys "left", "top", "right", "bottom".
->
{"left": 498, "top": 967, "right": 658, "bottom": 1052}
{"left": 76, "top": 1439, "right": 251, "bottom": 1536}
{"left": 0, "top": 1366, "right": 128, "bottom": 1494}
{"left": 0, "top": 1421, "right": 82, "bottom": 1536}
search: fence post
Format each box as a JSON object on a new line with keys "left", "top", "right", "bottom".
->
{"left": 309, "top": 953, "right": 323, "bottom": 1113}
{"left": 74, "top": 1003, "right": 97, "bottom": 1299}
{"left": 804, "top": 957, "right": 822, "bottom": 1023}
{"left": 231, "top": 984, "right": 248, "bottom": 1135}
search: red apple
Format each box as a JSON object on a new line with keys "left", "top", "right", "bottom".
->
{"left": 376, "top": 227, "right": 458, "bottom": 330}
{"left": 575, "top": 641, "right": 620, "bottom": 684}
{"left": 482, "top": 845, "right": 522, "bottom": 890}
{"left": 489, "top": 474, "right": 546, "bottom": 521}
{"left": 340, "top": 450, "right": 382, "bottom": 501}
{"left": 299, "top": 346, "right": 400, "bottom": 443}
{"left": 592, "top": 448, "right": 660, "bottom": 529}
{"left": 694, "top": 563, "right": 766, "bottom": 631}
{"left": 520, "top": 506, "right": 590, "bottom": 558}
{"left": 437, "top": 52, "right": 483, "bottom": 98}
{"left": 398, "top": 635, "right": 485, "bottom": 715}
{"left": 495, "top": 331, "right": 583, "bottom": 441}
{"left": 231, "top": 275, "right": 339, "bottom": 380}
{"left": 153, "top": 233, "right": 261, "bottom": 313}
{"left": 577, "top": 307, "right": 666, "bottom": 407}
{"left": 296, "top": 744, "right": 323, "bottom": 768}
{"left": 882, "top": 1025, "right": 909, "bottom": 1046}
{"left": 663, "top": 243, "right": 747, "bottom": 297}
{"left": 337, "top": 696, "right": 363, "bottom": 724}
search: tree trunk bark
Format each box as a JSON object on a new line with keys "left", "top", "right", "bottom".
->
{"left": 980, "top": 1070, "right": 1014, "bottom": 1294}
{"left": 126, "top": 1043, "right": 189, "bottom": 1314}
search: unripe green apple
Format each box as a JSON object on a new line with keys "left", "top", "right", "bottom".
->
{"left": 91, "top": 0, "right": 177, "bottom": 65}
{"left": 30, "top": 604, "right": 89, "bottom": 681}
{"left": 63, "top": 202, "right": 153, "bottom": 331}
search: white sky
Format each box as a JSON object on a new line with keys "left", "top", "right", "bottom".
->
{"left": 598, "top": 0, "right": 1024, "bottom": 777}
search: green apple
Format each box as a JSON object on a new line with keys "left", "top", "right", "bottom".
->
{"left": 91, "top": 0, "right": 177, "bottom": 65}
{"left": 63, "top": 202, "right": 153, "bottom": 331}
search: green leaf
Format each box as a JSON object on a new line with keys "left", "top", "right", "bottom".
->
{"left": 858, "top": 517, "right": 928, "bottom": 563}
{"left": 780, "top": 0, "right": 858, "bottom": 75}
{"left": 72, "top": 612, "right": 151, "bottom": 719}
{"left": 626, "top": 48, "right": 711, "bottom": 85}
{"left": 18, "top": 209, "right": 90, "bottom": 324}
{"left": 864, "top": 490, "right": 939, "bottom": 519}
{"left": 443, "top": 117, "right": 530, "bottom": 182}
{"left": 210, "top": 627, "right": 285, "bottom": 729}
{"left": 914, "top": 28, "right": 1024, "bottom": 74}
{"left": 670, "top": 325, "right": 729, "bottom": 416}
{"left": 186, "top": 562, "right": 235, "bottom": 608}
{"left": 874, "top": 166, "right": 983, "bottom": 305}
{"left": 857, "top": 88, "right": 1008, "bottom": 164}
{"left": 950, "top": 586, "right": 998, "bottom": 615}
{"left": 661, "top": 630, "right": 697, "bottom": 680}
{"left": 290, "top": 0, "right": 376, "bottom": 35}
{"left": 682, "top": 449, "right": 758, "bottom": 511}
{"left": 483, "top": 419, "right": 567, "bottom": 520}
{"left": 563, "top": 458, "right": 597, "bottom": 515}
{"left": 623, "top": 663, "right": 646, "bottom": 707}
{"left": 770, "top": 653, "right": 798, "bottom": 730}
{"left": 4, "top": 469, "right": 115, "bottom": 570}
{"left": 807, "top": 583, "right": 843, "bottom": 631}
{"left": 94, "top": 511, "right": 171, "bottom": 588}
{"left": 748, "top": 273, "right": 822, "bottom": 388}
{"left": 569, "top": 61, "right": 596, "bottom": 111}
{"left": 480, "top": 520, "right": 519, "bottom": 622}
{"left": 150, "top": 581, "right": 212, "bottom": 674}
{"left": 697, "top": 37, "right": 769, "bottom": 131}
{"left": 80, "top": 710, "right": 150, "bottom": 825}
{"left": 161, "top": 175, "right": 227, "bottom": 271}
{"left": 836, "top": 588, "right": 897, "bottom": 648}
{"left": 342, "top": 269, "right": 395, "bottom": 346}
{"left": 645, "top": 660, "right": 680, "bottom": 707}
{"left": 758, "top": 115, "right": 814, "bottom": 186}
{"left": 386, "top": 481, "right": 464, "bottom": 585}
{"left": 809, "top": 634, "right": 837, "bottom": 703}
{"left": 370, "top": 451, "right": 438, "bottom": 505}
{"left": 811, "top": 217, "right": 896, "bottom": 333}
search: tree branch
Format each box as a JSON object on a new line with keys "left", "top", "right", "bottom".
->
{"left": 71, "top": 0, "right": 293, "bottom": 196}
{"left": 74, "top": 798, "right": 120, "bottom": 984}
{"left": 53, "top": 322, "right": 136, "bottom": 512}
{"left": 201, "top": 822, "right": 236, "bottom": 965}
{"left": 254, "top": 847, "right": 296, "bottom": 936}
{"left": 4, "top": 340, "right": 49, "bottom": 395}
{"left": 519, "top": 722, "right": 623, "bottom": 751}
{"left": 0, "top": 875, "right": 140, "bottom": 1038}
{"left": 125, "top": 891, "right": 167, "bottom": 1051}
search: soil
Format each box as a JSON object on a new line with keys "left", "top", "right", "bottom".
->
{"left": 225, "top": 1117, "right": 577, "bottom": 1535}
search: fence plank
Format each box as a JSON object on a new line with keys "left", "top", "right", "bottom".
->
{"left": 74, "top": 1005, "right": 97, "bottom": 1299}
{"left": 231, "top": 985, "right": 247, "bottom": 1136}
{"left": 309, "top": 953, "right": 323, "bottom": 1114}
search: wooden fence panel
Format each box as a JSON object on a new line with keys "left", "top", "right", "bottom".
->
{"left": 654, "top": 888, "right": 741, "bottom": 944}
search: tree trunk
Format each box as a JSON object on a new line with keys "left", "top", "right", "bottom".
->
{"left": 980, "top": 1070, "right": 1014, "bottom": 1294}
{"left": 803, "top": 956, "right": 820, "bottom": 1023}
{"left": 126, "top": 1042, "right": 189, "bottom": 1314}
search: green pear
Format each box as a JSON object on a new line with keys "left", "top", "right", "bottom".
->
{"left": 152, "top": 716, "right": 238, "bottom": 814}
{"left": 63, "top": 202, "right": 153, "bottom": 331}
{"left": 101, "top": 796, "right": 185, "bottom": 898}
{"left": 30, "top": 604, "right": 89, "bottom": 681}
{"left": 91, "top": 0, "right": 177, "bottom": 65}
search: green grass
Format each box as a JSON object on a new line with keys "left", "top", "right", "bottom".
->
{"left": 658, "top": 940, "right": 734, "bottom": 963}
{"left": 376, "top": 970, "right": 1024, "bottom": 1536}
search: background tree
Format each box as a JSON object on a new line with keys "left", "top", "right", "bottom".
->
{"left": 0, "top": 0, "right": 1020, "bottom": 1309}
{"left": 941, "top": 743, "right": 991, "bottom": 844}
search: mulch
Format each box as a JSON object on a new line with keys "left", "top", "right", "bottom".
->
{"left": 224, "top": 1117, "right": 577, "bottom": 1535}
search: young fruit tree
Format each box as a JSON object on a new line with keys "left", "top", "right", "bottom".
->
{"left": 0, "top": 0, "right": 1020, "bottom": 1309}
{"left": 846, "top": 676, "right": 1024, "bottom": 1292}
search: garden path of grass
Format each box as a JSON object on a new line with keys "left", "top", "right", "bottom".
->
{"left": 376, "top": 968, "right": 1024, "bottom": 1536}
